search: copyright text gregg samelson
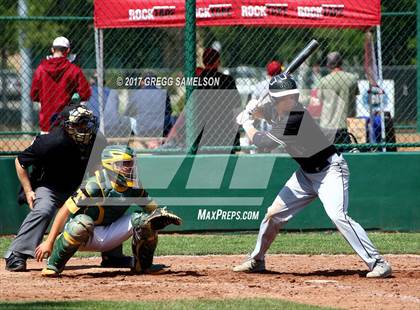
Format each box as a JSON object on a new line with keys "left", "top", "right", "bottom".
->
{"left": 117, "top": 76, "right": 221, "bottom": 88}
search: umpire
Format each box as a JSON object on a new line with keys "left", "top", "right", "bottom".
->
{"left": 4, "top": 105, "right": 106, "bottom": 271}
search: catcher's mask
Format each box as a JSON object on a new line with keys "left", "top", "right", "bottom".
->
{"left": 64, "top": 105, "right": 98, "bottom": 146}
{"left": 265, "top": 73, "right": 300, "bottom": 123}
{"left": 101, "top": 145, "right": 138, "bottom": 189}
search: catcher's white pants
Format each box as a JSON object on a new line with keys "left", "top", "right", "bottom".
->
{"left": 251, "top": 154, "right": 382, "bottom": 270}
{"left": 80, "top": 214, "right": 133, "bottom": 253}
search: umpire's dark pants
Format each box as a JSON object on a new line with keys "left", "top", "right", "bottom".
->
{"left": 4, "top": 186, "right": 71, "bottom": 259}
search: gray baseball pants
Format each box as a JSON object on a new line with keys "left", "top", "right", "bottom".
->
{"left": 251, "top": 154, "right": 382, "bottom": 270}
{"left": 5, "top": 186, "right": 71, "bottom": 259}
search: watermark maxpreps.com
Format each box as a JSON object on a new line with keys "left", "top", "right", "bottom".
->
{"left": 115, "top": 75, "right": 221, "bottom": 88}
{"left": 197, "top": 209, "right": 260, "bottom": 221}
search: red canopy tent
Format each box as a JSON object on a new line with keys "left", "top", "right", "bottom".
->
{"left": 94, "top": 0, "right": 380, "bottom": 29}
{"left": 93, "top": 0, "right": 383, "bottom": 140}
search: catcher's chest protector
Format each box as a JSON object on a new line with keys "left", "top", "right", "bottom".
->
{"left": 74, "top": 169, "right": 147, "bottom": 225}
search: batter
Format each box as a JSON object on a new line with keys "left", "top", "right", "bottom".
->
{"left": 234, "top": 73, "right": 392, "bottom": 278}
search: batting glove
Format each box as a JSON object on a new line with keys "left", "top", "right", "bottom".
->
{"left": 245, "top": 98, "right": 263, "bottom": 114}
{"left": 236, "top": 110, "right": 255, "bottom": 131}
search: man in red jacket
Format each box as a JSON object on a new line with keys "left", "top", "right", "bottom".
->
{"left": 30, "top": 36, "right": 91, "bottom": 133}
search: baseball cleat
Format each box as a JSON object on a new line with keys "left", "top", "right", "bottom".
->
{"left": 5, "top": 253, "right": 27, "bottom": 272}
{"left": 131, "top": 263, "right": 168, "bottom": 275}
{"left": 143, "top": 264, "right": 168, "bottom": 275}
{"left": 41, "top": 268, "right": 60, "bottom": 277}
{"left": 233, "top": 257, "right": 266, "bottom": 273}
{"left": 366, "top": 261, "right": 392, "bottom": 278}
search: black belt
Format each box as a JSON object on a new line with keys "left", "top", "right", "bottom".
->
{"left": 301, "top": 151, "right": 341, "bottom": 174}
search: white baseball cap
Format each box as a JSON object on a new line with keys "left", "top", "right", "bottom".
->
{"left": 52, "top": 36, "right": 70, "bottom": 49}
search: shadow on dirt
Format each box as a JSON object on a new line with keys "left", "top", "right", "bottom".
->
{"left": 257, "top": 269, "right": 366, "bottom": 277}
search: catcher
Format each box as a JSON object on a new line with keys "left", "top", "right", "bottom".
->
{"left": 35, "top": 145, "right": 181, "bottom": 276}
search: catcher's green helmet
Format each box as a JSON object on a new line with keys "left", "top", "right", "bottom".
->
{"left": 101, "top": 145, "right": 137, "bottom": 188}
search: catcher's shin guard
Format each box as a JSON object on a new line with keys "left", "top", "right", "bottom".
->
{"left": 46, "top": 214, "right": 94, "bottom": 273}
{"left": 130, "top": 209, "right": 181, "bottom": 273}
{"left": 46, "top": 233, "right": 79, "bottom": 274}
{"left": 131, "top": 222, "right": 158, "bottom": 273}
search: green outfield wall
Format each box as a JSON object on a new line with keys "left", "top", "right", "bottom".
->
{"left": 1, "top": 153, "right": 419, "bottom": 234}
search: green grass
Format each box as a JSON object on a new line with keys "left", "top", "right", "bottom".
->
{"left": 1, "top": 232, "right": 419, "bottom": 258}
{"left": 0, "top": 299, "right": 335, "bottom": 310}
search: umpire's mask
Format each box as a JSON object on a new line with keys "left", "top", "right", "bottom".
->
{"left": 64, "top": 105, "right": 98, "bottom": 146}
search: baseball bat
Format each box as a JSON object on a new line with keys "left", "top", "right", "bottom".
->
{"left": 283, "top": 39, "right": 320, "bottom": 75}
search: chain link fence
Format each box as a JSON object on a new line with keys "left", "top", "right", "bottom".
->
{"left": 0, "top": 0, "right": 418, "bottom": 154}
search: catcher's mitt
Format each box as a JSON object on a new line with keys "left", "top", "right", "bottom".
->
{"left": 145, "top": 207, "right": 182, "bottom": 231}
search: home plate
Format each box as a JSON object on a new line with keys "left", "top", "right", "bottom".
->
{"left": 305, "top": 280, "right": 339, "bottom": 284}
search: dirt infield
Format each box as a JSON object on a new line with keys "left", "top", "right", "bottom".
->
{"left": 1, "top": 254, "right": 419, "bottom": 309}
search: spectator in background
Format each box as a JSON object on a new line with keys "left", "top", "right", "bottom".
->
{"left": 318, "top": 52, "right": 359, "bottom": 144}
{"left": 126, "top": 72, "right": 173, "bottom": 138}
{"left": 252, "top": 60, "right": 283, "bottom": 100}
{"left": 87, "top": 73, "right": 132, "bottom": 137}
{"left": 198, "top": 48, "right": 237, "bottom": 90}
{"left": 194, "top": 48, "right": 241, "bottom": 151}
{"left": 30, "top": 37, "right": 91, "bottom": 133}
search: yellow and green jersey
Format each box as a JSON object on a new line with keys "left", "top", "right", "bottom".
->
{"left": 65, "top": 169, "right": 157, "bottom": 226}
